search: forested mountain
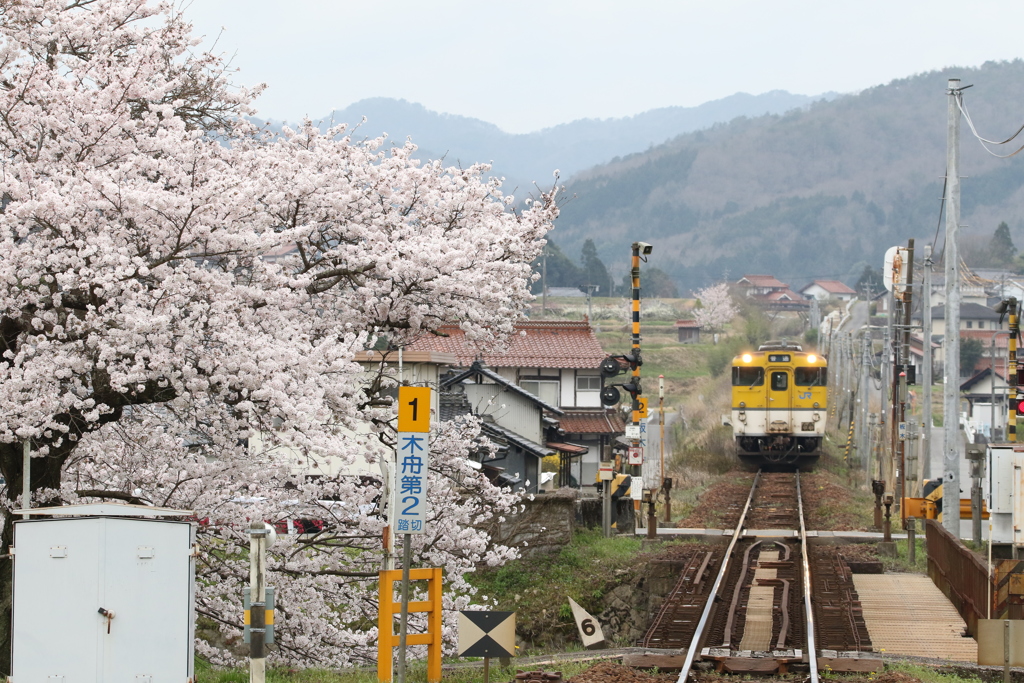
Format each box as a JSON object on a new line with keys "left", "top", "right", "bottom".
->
{"left": 552, "top": 60, "right": 1024, "bottom": 294}
{"left": 260, "top": 91, "right": 827, "bottom": 190}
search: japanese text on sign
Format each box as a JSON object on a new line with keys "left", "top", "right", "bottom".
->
{"left": 394, "top": 432, "right": 430, "bottom": 534}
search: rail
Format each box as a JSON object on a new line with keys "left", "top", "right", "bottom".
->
{"left": 797, "top": 472, "right": 819, "bottom": 683}
{"left": 676, "top": 470, "right": 761, "bottom": 682}
{"left": 675, "top": 471, "right": 818, "bottom": 683}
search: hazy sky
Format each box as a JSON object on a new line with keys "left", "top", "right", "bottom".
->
{"left": 184, "top": 0, "right": 1024, "bottom": 134}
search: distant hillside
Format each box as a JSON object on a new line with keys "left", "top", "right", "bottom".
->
{"left": 258, "top": 91, "right": 830, "bottom": 191}
{"left": 552, "top": 60, "right": 1024, "bottom": 294}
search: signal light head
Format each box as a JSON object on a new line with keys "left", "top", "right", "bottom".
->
{"left": 600, "top": 386, "right": 621, "bottom": 406}
{"left": 600, "top": 357, "right": 623, "bottom": 378}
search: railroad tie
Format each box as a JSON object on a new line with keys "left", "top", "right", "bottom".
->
{"left": 738, "top": 549, "right": 779, "bottom": 652}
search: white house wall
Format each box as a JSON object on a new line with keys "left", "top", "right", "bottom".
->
{"left": 463, "top": 383, "right": 542, "bottom": 443}
{"left": 560, "top": 369, "right": 575, "bottom": 407}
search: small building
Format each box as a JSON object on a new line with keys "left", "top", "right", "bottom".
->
{"left": 960, "top": 367, "right": 1009, "bottom": 441}
{"left": 674, "top": 319, "right": 701, "bottom": 344}
{"left": 800, "top": 279, "right": 857, "bottom": 302}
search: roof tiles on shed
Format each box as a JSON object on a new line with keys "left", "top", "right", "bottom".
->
{"left": 408, "top": 320, "right": 606, "bottom": 369}
{"left": 558, "top": 410, "right": 626, "bottom": 435}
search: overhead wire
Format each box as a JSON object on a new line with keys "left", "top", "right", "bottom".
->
{"left": 956, "top": 91, "right": 1024, "bottom": 158}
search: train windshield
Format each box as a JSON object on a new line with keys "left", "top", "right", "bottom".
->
{"left": 770, "top": 371, "right": 788, "bottom": 391}
{"left": 732, "top": 367, "right": 764, "bottom": 387}
{"left": 794, "top": 367, "right": 827, "bottom": 386}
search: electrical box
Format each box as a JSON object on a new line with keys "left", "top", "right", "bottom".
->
{"left": 11, "top": 504, "right": 196, "bottom": 681}
{"left": 987, "top": 445, "right": 1024, "bottom": 545}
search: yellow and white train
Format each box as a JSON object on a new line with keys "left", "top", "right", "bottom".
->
{"left": 730, "top": 341, "right": 827, "bottom": 465}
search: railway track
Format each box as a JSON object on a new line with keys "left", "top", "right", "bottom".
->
{"left": 638, "top": 470, "right": 873, "bottom": 681}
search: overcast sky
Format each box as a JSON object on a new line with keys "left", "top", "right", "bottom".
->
{"left": 183, "top": 0, "right": 1024, "bottom": 134}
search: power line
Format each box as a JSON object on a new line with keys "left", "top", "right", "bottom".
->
{"left": 956, "top": 92, "right": 1024, "bottom": 158}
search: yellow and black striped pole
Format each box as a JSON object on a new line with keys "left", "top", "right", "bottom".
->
{"left": 1010, "top": 298, "right": 1018, "bottom": 442}
{"left": 629, "top": 242, "right": 651, "bottom": 516}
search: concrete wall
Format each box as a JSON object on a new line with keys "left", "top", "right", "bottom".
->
{"left": 485, "top": 491, "right": 576, "bottom": 556}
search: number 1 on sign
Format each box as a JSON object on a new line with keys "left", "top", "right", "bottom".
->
{"left": 398, "top": 386, "right": 432, "bottom": 432}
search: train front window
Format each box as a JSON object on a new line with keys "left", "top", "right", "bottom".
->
{"left": 795, "top": 367, "right": 826, "bottom": 386}
{"left": 771, "top": 371, "right": 788, "bottom": 391}
{"left": 732, "top": 367, "right": 764, "bottom": 387}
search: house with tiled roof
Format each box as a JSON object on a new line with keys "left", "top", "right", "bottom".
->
{"left": 736, "top": 275, "right": 788, "bottom": 298}
{"left": 410, "top": 320, "right": 625, "bottom": 487}
{"left": 440, "top": 362, "right": 561, "bottom": 493}
{"left": 736, "top": 275, "right": 809, "bottom": 310}
{"left": 800, "top": 279, "right": 857, "bottom": 302}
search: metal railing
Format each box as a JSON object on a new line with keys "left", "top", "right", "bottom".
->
{"left": 925, "top": 519, "right": 991, "bottom": 636}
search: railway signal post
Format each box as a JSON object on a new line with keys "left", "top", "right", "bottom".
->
{"left": 630, "top": 242, "right": 652, "bottom": 521}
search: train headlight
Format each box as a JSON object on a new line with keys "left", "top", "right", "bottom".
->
{"left": 808, "top": 354, "right": 816, "bottom": 363}
{"left": 741, "top": 353, "right": 752, "bottom": 363}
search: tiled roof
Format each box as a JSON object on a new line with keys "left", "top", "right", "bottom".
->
{"left": 481, "top": 422, "right": 553, "bottom": 459}
{"left": 546, "top": 441, "right": 589, "bottom": 455}
{"left": 928, "top": 302, "right": 1002, "bottom": 321}
{"left": 557, "top": 410, "right": 626, "bottom": 435}
{"left": 803, "top": 279, "right": 856, "bottom": 295}
{"left": 959, "top": 330, "right": 1009, "bottom": 347}
{"left": 738, "top": 275, "right": 787, "bottom": 289}
{"left": 675, "top": 319, "right": 700, "bottom": 328}
{"left": 408, "top": 320, "right": 606, "bottom": 370}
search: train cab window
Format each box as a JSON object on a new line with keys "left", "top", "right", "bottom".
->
{"left": 771, "top": 371, "right": 788, "bottom": 391}
{"left": 795, "top": 367, "right": 826, "bottom": 386}
{"left": 732, "top": 367, "right": 764, "bottom": 387}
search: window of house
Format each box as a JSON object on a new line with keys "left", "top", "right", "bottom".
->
{"left": 978, "top": 321, "right": 985, "bottom": 329}
{"left": 520, "top": 380, "right": 559, "bottom": 406}
{"left": 966, "top": 321, "right": 973, "bottom": 328}
{"left": 576, "top": 376, "right": 601, "bottom": 391}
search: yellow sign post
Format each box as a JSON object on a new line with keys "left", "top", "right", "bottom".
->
{"left": 398, "top": 386, "right": 432, "bottom": 432}
{"left": 378, "top": 568, "right": 443, "bottom": 682}
{"left": 636, "top": 396, "right": 649, "bottom": 419}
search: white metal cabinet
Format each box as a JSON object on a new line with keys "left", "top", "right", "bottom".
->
{"left": 11, "top": 508, "right": 195, "bottom": 682}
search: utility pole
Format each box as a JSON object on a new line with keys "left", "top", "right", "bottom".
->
{"left": 900, "top": 239, "right": 915, "bottom": 513}
{"left": 922, "top": 244, "right": 933, "bottom": 482}
{"left": 883, "top": 309, "right": 893, "bottom": 484}
{"left": 541, "top": 247, "right": 548, "bottom": 318}
{"left": 861, "top": 328, "right": 872, "bottom": 479}
{"left": 942, "top": 77, "right": 963, "bottom": 534}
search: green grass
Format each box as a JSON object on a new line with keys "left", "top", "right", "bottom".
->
{"left": 889, "top": 662, "right": 984, "bottom": 683}
{"left": 881, "top": 536, "right": 928, "bottom": 574}
{"left": 469, "top": 529, "right": 644, "bottom": 649}
{"left": 196, "top": 658, "right": 598, "bottom": 683}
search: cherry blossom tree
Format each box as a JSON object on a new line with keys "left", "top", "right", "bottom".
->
{"left": 0, "top": 0, "right": 557, "bottom": 669}
{"left": 692, "top": 283, "right": 738, "bottom": 334}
